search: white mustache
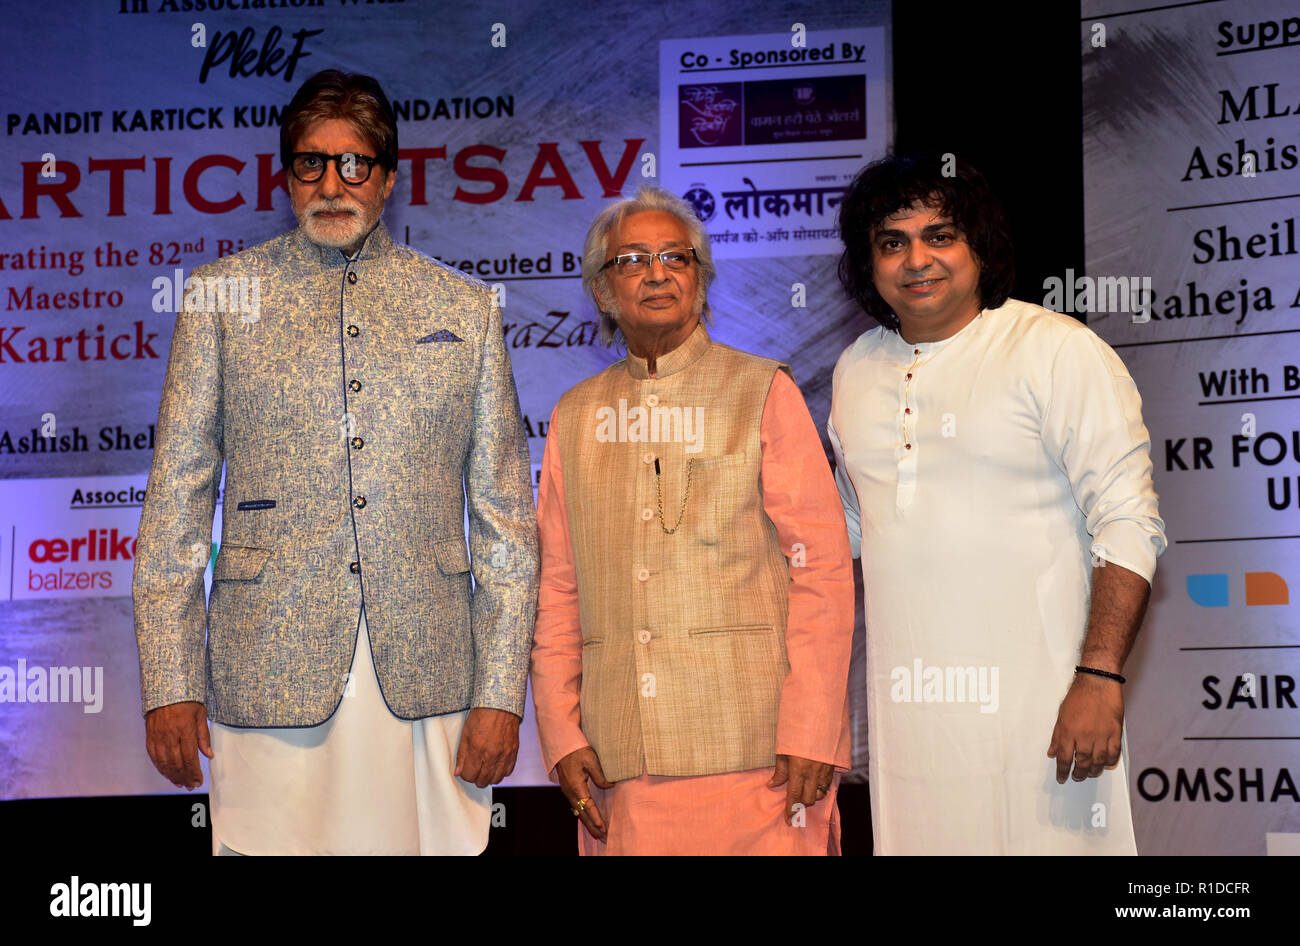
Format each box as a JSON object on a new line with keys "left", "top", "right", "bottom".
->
{"left": 307, "top": 199, "right": 360, "bottom": 216}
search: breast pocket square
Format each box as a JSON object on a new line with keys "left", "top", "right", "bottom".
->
{"left": 416, "top": 330, "right": 463, "bottom": 343}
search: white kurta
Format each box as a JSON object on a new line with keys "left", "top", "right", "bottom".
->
{"left": 210, "top": 606, "right": 491, "bottom": 855}
{"left": 829, "top": 300, "right": 1166, "bottom": 855}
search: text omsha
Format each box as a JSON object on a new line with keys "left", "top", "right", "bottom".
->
{"left": 0, "top": 661, "right": 103, "bottom": 713}
{"left": 594, "top": 398, "right": 704, "bottom": 454}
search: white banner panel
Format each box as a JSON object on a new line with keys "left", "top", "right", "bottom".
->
{"left": 1082, "top": 0, "right": 1299, "bottom": 855}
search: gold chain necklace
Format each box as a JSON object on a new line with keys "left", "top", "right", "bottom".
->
{"left": 654, "top": 457, "right": 695, "bottom": 534}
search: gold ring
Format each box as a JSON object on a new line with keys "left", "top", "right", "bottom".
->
{"left": 572, "top": 796, "right": 591, "bottom": 817}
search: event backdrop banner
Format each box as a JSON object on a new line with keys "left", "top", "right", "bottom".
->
{"left": 1082, "top": 0, "right": 1299, "bottom": 854}
{"left": 659, "top": 27, "right": 886, "bottom": 258}
{"left": 0, "top": 1, "right": 890, "bottom": 798}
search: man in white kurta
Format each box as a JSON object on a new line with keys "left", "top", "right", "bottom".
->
{"left": 829, "top": 154, "right": 1165, "bottom": 854}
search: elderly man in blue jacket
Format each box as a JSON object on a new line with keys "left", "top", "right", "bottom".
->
{"left": 132, "top": 70, "right": 538, "bottom": 855}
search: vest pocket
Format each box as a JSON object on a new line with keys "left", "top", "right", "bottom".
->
{"left": 685, "top": 452, "right": 746, "bottom": 550}
{"left": 212, "top": 545, "right": 272, "bottom": 581}
{"left": 687, "top": 624, "right": 774, "bottom": 636}
{"left": 433, "top": 536, "right": 471, "bottom": 574}
{"left": 682, "top": 622, "right": 786, "bottom": 764}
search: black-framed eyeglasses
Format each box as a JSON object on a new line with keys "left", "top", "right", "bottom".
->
{"left": 600, "top": 247, "right": 698, "bottom": 277}
{"left": 289, "top": 152, "right": 380, "bottom": 185}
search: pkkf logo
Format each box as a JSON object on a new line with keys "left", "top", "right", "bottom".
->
{"left": 1186, "top": 571, "right": 1289, "bottom": 607}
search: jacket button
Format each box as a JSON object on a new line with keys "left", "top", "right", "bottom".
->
{"left": 636, "top": 630, "right": 651, "bottom": 644}
{"left": 351, "top": 437, "right": 363, "bottom": 449}
{"left": 346, "top": 324, "right": 359, "bottom": 337}
{"left": 636, "top": 568, "right": 649, "bottom": 582}
{"left": 646, "top": 393, "right": 659, "bottom": 407}
{"left": 347, "top": 271, "right": 358, "bottom": 284}
{"left": 353, "top": 495, "right": 367, "bottom": 508}
{"left": 349, "top": 561, "right": 360, "bottom": 574}
{"left": 349, "top": 379, "right": 362, "bottom": 392}
{"left": 642, "top": 452, "right": 656, "bottom": 465}
{"left": 640, "top": 508, "right": 653, "bottom": 521}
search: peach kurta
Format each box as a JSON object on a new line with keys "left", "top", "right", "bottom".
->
{"left": 531, "top": 365, "right": 853, "bottom": 855}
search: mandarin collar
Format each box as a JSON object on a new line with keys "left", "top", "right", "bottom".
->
{"left": 890, "top": 309, "right": 986, "bottom": 354}
{"left": 624, "top": 321, "right": 711, "bottom": 380}
{"left": 293, "top": 219, "right": 396, "bottom": 268}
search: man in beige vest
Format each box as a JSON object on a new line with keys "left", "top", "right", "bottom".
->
{"left": 530, "top": 185, "right": 854, "bottom": 854}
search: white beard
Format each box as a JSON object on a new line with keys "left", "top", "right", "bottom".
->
{"left": 299, "top": 199, "right": 370, "bottom": 251}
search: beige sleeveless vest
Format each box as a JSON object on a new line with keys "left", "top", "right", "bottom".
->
{"left": 554, "top": 324, "right": 795, "bottom": 781}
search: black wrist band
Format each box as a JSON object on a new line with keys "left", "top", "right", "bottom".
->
{"left": 1075, "top": 665, "right": 1125, "bottom": 684}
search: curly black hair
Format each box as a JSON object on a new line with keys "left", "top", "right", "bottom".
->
{"left": 837, "top": 153, "right": 1015, "bottom": 332}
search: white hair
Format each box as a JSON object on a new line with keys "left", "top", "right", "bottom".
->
{"left": 581, "top": 185, "right": 716, "bottom": 345}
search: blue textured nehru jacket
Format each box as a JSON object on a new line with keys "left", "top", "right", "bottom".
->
{"left": 133, "top": 221, "right": 540, "bottom": 727}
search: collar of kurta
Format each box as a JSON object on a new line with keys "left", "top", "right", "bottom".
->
{"left": 623, "top": 321, "right": 711, "bottom": 380}
{"left": 888, "top": 309, "right": 986, "bottom": 353}
{"left": 292, "top": 219, "right": 396, "bottom": 269}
